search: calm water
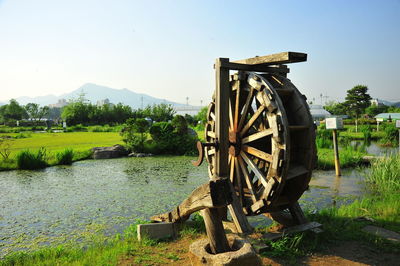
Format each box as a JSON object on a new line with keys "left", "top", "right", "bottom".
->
{"left": 0, "top": 154, "right": 374, "bottom": 257}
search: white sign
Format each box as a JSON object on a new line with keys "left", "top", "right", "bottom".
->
{"left": 63, "top": 122, "right": 67, "bottom": 128}
{"left": 376, "top": 118, "right": 384, "bottom": 122}
{"left": 325, "top": 117, "right": 343, "bottom": 130}
{"left": 396, "top": 120, "right": 400, "bottom": 128}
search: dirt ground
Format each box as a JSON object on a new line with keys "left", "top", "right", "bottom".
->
{"left": 119, "top": 237, "right": 400, "bottom": 266}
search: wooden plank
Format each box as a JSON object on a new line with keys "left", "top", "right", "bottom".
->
{"left": 151, "top": 178, "right": 232, "bottom": 223}
{"left": 286, "top": 164, "right": 309, "bottom": 180}
{"left": 215, "top": 58, "right": 230, "bottom": 178}
{"left": 289, "top": 125, "right": 310, "bottom": 131}
{"left": 237, "top": 156, "right": 257, "bottom": 203}
{"left": 220, "top": 61, "right": 290, "bottom": 73}
{"left": 240, "top": 151, "right": 270, "bottom": 189}
{"left": 240, "top": 105, "right": 265, "bottom": 137}
{"left": 233, "top": 52, "right": 307, "bottom": 66}
{"left": 288, "top": 202, "right": 308, "bottom": 224}
{"left": 202, "top": 208, "right": 231, "bottom": 253}
{"left": 238, "top": 88, "right": 254, "bottom": 131}
{"left": 242, "top": 145, "right": 273, "bottom": 162}
{"left": 242, "top": 129, "right": 273, "bottom": 144}
{"left": 234, "top": 81, "right": 241, "bottom": 131}
{"left": 227, "top": 181, "right": 253, "bottom": 234}
{"left": 262, "top": 221, "right": 322, "bottom": 241}
{"left": 276, "top": 89, "right": 294, "bottom": 97}
{"left": 233, "top": 157, "right": 244, "bottom": 206}
{"left": 207, "top": 131, "right": 216, "bottom": 138}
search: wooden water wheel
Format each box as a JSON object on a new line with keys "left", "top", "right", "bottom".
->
{"left": 204, "top": 69, "right": 316, "bottom": 215}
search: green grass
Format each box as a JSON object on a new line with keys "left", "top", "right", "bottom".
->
{"left": 16, "top": 148, "right": 48, "bottom": 170}
{"left": 0, "top": 132, "right": 123, "bottom": 170}
{"left": 316, "top": 147, "right": 366, "bottom": 170}
{"left": 260, "top": 154, "right": 400, "bottom": 262}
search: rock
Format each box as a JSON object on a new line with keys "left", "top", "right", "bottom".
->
{"left": 128, "top": 152, "right": 153, "bottom": 157}
{"left": 91, "top": 144, "right": 128, "bottom": 159}
{"left": 137, "top": 222, "right": 177, "bottom": 241}
{"left": 189, "top": 235, "right": 261, "bottom": 266}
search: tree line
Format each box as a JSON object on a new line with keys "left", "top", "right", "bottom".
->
{"left": 0, "top": 95, "right": 205, "bottom": 127}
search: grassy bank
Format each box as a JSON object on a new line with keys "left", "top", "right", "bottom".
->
{"left": 0, "top": 132, "right": 123, "bottom": 170}
{"left": 316, "top": 147, "right": 367, "bottom": 170}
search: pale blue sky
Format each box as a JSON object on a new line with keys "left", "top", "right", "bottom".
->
{"left": 0, "top": 0, "right": 399, "bottom": 105}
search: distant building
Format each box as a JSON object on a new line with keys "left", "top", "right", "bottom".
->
{"left": 97, "top": 98, "right": 114, "bottom": 107}
{"left": 49, "top": 99, "right": 67, "bottom": 108}
{"left": 370, "top": 98, "right": 385, "bottom": 106}
{"left": 308, "top": 105, "right": 332, "bottom": 120}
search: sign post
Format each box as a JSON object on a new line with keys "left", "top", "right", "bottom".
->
{"left": 376, "top": 118, "right": 383, "bottom": 132}
{"left": 326, "top": 118, "right": 343, "bottom": 176}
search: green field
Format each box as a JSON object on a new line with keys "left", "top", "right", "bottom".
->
{"left": 0, "top": 132, "right": 124, "bottom": 170}
{"left": 1, "top": 132, "right": 123, "bottom": 155}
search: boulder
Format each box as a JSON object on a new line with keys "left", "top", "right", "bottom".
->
{"left": 91, "top": 144, "right": 128, "bottom": 159}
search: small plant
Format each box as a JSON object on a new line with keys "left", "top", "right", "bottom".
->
{"left": 56, "top": 149, "right": 74, "bottom": 165}
{"left": 16, "top": 148, "right": 48, "bottom": 169}
{"left": 0, "top": 139, "right": 11, "bottom": 161}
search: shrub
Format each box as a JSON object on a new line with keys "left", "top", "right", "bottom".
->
{"left": 316, "top": 129, "right": 332, "bottom": 149}
{"left": 381, "top": 123, "right": 398, "bottom": 145}
{"left": 367, "top": 154, "right": 400, "bottom": 192}
{"left": 16, "top": 148, "right": 48, "bottom": 169}
{"left": 56, "top": 149, "right": 74, "bottom": 165}
{"left": 360, "top": 125, "right": 372, "bottom": 142}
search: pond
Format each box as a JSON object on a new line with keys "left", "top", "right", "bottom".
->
{"left": 350, "top": 140, "right": 398, "bottom": 156}
{"left": 0, "top": 156, "right": 369, "bottom": 257}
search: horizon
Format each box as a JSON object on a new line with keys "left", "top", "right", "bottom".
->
{"left": 1, "top": 0, "right": 400, "bottom": 105}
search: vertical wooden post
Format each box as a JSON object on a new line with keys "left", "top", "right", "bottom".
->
{"left": 201, "top": 208, "right": 231, "bottom": 254}
{"left": 215, "top": 58, "right": 230, "bottom": 178}
{"left": 200, "top": 58, "right": 231, "bottom": 254}
{"left": 332, "top": 129, "right": 341, "bottom": 176}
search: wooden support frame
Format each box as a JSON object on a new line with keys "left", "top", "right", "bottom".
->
{"left": 233, "top": 51, "right": 307, "bottom": 66}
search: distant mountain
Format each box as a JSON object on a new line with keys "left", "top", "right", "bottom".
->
{"left": 379, "top": 99, "right": 400, "bottom": 108}
{"left": 14, "top": 83, "right": 186, "bottom": 109}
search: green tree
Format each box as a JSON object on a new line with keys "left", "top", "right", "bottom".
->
{"left": 120, "top": 118, "right": 149, "bottom": 152}
{"left": 323, "top": 101, "right": 347, "bottom": 115}
{"left": 0, "top": 99, "right": 27, "bottom": 123}
{"left": 343, "top": 85, "right": 372, "bottom": 132}
{"left": 25, "top": 103, "right": 50, "bottom": 122}
{"left": 194, "top": 106, "right": 208, "bottom": 125}
{"left": 365, "top": 104, "right": 389, "bottom": 117}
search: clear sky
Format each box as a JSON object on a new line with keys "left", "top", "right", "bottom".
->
{"left": 0, "top": 0, "right": 399, "bottom": 105}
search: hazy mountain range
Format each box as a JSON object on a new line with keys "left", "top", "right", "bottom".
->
{"left": 0, "top": 83, "right": 189, "bottom": 109}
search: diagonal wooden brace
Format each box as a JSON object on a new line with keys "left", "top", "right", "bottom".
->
{"left": 151, "top": 178, "right": 232, "bottom": 223}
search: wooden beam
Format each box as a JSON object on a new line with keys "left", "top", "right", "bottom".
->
{"left": 215, "top": 58, "right": 230, "bottom": 178}
{"left": 233, "top": 52, "right": 307, "bottom": 66}
{"left": 150, "top": 178, "right": 232, "bottom": 223}
{"left": 220, "top": 61, "right": 290, "bottom": 73}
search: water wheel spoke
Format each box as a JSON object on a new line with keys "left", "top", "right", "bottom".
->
{"left": 229, "top": 155, "right": 235, "bottom": 183}
{"left": 242, "top": 145, "right": 273, "bottom": 162}
{"left": 234, "top": 84, "right": 241, "bottom": 131}
{"left": 237, "top": 155, "right": 257, "bottom": 203}
{"left": 242, "top": 128, "right": 273, "bottom": 144}
{"left": 238, "top": 88, "right": 254, "bottom": 131}
{"left": 240, "top": 151, "right": 269, "bottom": 189}
{"left": 240, "top": 105, "right": 265, "bottom": 137}
{"left": 229, "top": 100, "right": 234, "bottom": 130}
{"left": 233, "top": 157, "right": 244, "bottom": 205}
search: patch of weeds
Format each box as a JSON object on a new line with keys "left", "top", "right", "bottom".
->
{"left": 16, "top": 148, "right": 48, "bottom": 170}
{"left": 56, "top": 149, "right": 74, "bottom": 165}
